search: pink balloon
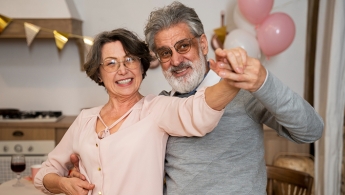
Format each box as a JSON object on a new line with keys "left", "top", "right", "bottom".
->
{"left": 256, "top": 12, "right": 296, "bottom": 57}
{"left": 238, "top": 0, "right": 274, "bottom": 25}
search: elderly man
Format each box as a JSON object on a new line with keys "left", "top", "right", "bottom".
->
{"left": 67, "top": 1, "right": 323, "bottom": 195}
{"left": 143, "top": 1, "right": 323, "bottom": 195}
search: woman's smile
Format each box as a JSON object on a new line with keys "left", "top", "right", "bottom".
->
{"left": 116, "top": 78, "right": 133, "bottom": 85}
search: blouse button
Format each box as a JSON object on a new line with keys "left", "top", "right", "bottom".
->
{"left": 98, "top": 167, "right": 101, "bottom": 171}
{"left": 96, "top": 143, "right": 98, "bottom": 147}
{"left": 98, "top": 191, "right": 102, "bottom": 195}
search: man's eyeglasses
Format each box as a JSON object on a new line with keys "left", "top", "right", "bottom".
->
{"left": 155, "top": 36, "right": 199, "bottom": 63}
{"left": 100, "top": 56, "right": 141, "bottom": 73}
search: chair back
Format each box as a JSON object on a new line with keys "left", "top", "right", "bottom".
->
{"left": 266, "top": 165, "right": 314, "bottom": 195}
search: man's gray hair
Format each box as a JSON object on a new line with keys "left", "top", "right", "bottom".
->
{"left": 144, "top": 1, "right": 205, "bottom": 52}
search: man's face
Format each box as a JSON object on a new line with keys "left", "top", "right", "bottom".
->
{"left": 154, "top": 23, "right": 209, "bottom": 93}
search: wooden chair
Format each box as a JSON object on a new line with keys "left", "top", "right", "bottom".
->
{"left": 266, "top": 165, "right": 314, "bottom": 195}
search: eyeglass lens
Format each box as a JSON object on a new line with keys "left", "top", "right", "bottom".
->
{"left": 102, "top": 56, "right": 140, "bottom": 73}
{"left": 156, "top": 37, "right": 196, "bottom": 63}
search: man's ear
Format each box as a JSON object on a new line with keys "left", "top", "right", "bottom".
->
{"left": 199, "top": 34, "right": 208, "bottom": 55}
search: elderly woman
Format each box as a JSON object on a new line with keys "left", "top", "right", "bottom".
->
{"left": 34, "top": 28, "right": 241, "bottom": 195}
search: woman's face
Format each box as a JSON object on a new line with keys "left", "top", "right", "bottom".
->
{"left": 99, "top": 41, "right": 143, "bottom": 99}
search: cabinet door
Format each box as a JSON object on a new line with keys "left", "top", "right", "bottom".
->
{"left": 0, "top": 127, "right": 55, "bottom": 140}
{"left": 55, "top": 128, "right": 68, "bottom": 145}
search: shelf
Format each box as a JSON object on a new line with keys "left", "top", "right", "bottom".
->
{"left": 0, "top": 18, "right": 85, "bottom": 70}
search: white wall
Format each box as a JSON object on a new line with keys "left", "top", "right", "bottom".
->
{"left": 0, "top": 0, "right": 307, "bottom": 115}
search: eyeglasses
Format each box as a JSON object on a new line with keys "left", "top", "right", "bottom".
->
{"left": 155, "top": 36, "right": 199, "bottom": 63}
{"left": 100, "top": 56, "right": 141, "bottom": 73}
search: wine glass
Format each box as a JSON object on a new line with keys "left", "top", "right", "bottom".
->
{"left": 11, "top": 154, "right": 26, "bottom": 187}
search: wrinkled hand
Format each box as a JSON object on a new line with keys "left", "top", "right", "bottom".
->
{"left": 60, "top": 154, "right": 94, "bottom": 195}
{"left": 59, "top": 177, "right": 94, "bottom": 195}
{"left": 210, "top": 47, "right": 267, "bottom": 92}
{"left": 213, "top": 47, "right": 247, "bottom": 74}
{"left": 68, "top": 154, "right": 86, "bottom": 181}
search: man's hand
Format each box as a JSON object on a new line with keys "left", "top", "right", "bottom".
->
{"left": 68, "top": 154, "right": 86, "bottom": 181}
{"left": 210, "top": 47, "right": 267, "bottom": 92}
{"left": 59, "top": 177, "right": 95, "bottom": 195}
{"left": 43, "top": 173, "right": 94, "bottom": 195}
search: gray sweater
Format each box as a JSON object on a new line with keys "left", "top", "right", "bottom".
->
{"left": 163, "top": 71, "right": 324, "bottom": 195}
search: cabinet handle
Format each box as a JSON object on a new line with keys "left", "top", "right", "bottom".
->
{"left": 12, "top": 131, "right": 24, "bottom": 137}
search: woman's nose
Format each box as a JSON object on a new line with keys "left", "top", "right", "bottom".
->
{"left": 116, "top": 63, "right": 128, "bottom": 74}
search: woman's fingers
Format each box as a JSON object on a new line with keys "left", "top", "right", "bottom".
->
{"left": 214, "top": 47, "right": 248, "bottom": 74}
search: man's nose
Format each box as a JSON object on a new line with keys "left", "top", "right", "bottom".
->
{"left": 170, "top": 49, "right": 184, "bottom": 66}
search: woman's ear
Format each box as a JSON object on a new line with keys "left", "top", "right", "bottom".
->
{"left": 200, "top": 34, "right": 208, "bottom": 55}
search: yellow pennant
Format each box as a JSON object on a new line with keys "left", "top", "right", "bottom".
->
{"left": 53, "top": 30, "right": 69, "bottom": 51}
{"left": 0, "top": 14, "right": 12, "bottom": 33}
{"left": 24, "top": 22, "right": 41, "bottom": 46}
{"left": 213, "top": 26, "right": 227, "bottom": 44}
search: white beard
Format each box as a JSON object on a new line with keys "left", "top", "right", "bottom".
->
{"left": 162, "top": 47, "right": 207, "bottom": 93}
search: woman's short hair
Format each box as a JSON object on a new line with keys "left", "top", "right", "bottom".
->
{"left": 84, "top": 28, "right": 152, "bottom": 86}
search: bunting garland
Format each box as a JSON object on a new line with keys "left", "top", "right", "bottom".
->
{"left": 0, "top": 14, "right": 12, "bottom": 33}
{"left": 0, "top": 14, "right": 94, "bottom": 54}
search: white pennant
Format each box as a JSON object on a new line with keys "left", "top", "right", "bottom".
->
{"left": 24, "top": 22, "right": 40, "bottom": 46}
{"left": 83, "top": 36, "right": 93, "bottom": 55}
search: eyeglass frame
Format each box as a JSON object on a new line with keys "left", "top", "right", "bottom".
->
{"left": 100, "top": 56, "right": 141, "bottom": 73}
{"left": 154, "top": 35, "right": 200, "bottom": 63}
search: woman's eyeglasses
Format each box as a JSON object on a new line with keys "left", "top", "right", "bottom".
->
{"left": 100, "top": 56, "right": 141, "bottom": 73}
{"left": 155, "top": 36, "right": 199, "bottom": 63}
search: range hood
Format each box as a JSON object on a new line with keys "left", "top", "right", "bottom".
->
{"left": 0, "top": 0, "right": 85, "bottom": 69}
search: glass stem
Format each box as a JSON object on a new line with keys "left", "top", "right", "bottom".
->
{"left": 16, "top": 173, "right": 21, "bottom": 183}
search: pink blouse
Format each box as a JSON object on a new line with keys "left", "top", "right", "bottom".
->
{"left": 34, "top": 88, "right": 224, "bottom": 195}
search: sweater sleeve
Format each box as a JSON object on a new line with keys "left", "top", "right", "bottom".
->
{"left": 248, "top": 70, "right": 324, "bottom": 143}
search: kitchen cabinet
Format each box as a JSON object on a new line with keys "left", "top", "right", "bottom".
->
{"left": 0, "top": 127, "right": 55, "bottom": 140}
{"left": 0, "top": 116, "right": 76, "bottom": 145}
{"left": 0, "top": 116, "right": 76, "bottom": 183}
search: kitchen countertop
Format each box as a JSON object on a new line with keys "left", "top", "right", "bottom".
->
{"left": 0, "top": 116, "right": 77, "bottom": 128}
{"left": 0, "top": 178, "right": 64, "bottom": 195}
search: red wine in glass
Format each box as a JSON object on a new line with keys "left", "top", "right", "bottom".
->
{"left": 11, "top": 154, "right": 26, "bottom": 187}
{"left": 11, "top": 163, "right": 26, "bottom": 173}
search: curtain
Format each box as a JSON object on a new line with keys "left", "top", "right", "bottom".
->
{"left": 314, "top": 0, "right": 345, "bottom": 194}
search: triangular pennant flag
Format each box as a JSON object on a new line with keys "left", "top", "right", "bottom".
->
{"left": 83, "top": 36, "right": 93, "bottom": 55}
{"left": 53, "top": 30, "right": 69, "bottom": 51}
{"left": 83, "top": 36, "right": 93, "bottom": 46}
{"left": 24, "top": 22, "right": 41, "bottom": 46}
{"left": 0, "top": 14, "right": 12, "bottom": 34}
{"left": 213, "top": 26, "right": 227, "bottom": 44}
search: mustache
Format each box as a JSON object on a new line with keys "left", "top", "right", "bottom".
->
{"left": 169, "top": 62, "right": 192, "bottom": 72}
